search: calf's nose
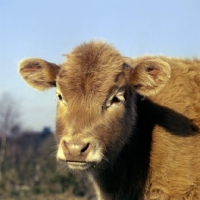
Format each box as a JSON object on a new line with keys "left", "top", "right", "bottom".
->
{"left": 62, "top": 140, "right": 90, "bottom": 157}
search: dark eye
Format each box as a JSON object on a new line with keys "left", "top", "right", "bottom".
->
{"left": 58, "top": 94, "right": 62, "bottom": 100}
{"left": 111, "top": 96, "right": 121, "bottom": 105}
{"left": 56, "top": 93, "right": 62, "bottom": 101}
{"left": 103, "top": 89, "right": 125, "bottom": 110}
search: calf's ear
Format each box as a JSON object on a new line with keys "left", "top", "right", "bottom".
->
{"left": 18, "top": 58, "right": 60, "bottom": 91}
{"left": 128, "top": 58, "right": 171, "bottom": 96}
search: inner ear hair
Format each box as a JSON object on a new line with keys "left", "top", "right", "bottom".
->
{"left": 130, "top": 58, "right": 171, "bottom": 96}
{"left": 18, "top": 58, "right": 60, "bottom": 91}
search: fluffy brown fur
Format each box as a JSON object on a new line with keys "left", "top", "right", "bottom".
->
{"left": 18, "top": 41, "right": 200, "bottom": 200}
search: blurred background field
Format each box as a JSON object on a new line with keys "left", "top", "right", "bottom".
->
{"left": 0, "top": 128, "right": 95, "bottom": 200}
{"left": 0, "top": 94, "right": 94, "bottom": 199}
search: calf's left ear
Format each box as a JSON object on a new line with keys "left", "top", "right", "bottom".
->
{"left": 18, "top": 58, "right": 60, "bottom": 91}
{"left": 128, "top": 58, "right": 171, "bottom": 96}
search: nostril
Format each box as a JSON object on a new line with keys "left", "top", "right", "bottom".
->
{"left": 81, "top": 143, "right": 90, "bottom": 153}
{"left": 63, "top": 140, "right": 68, "bottom": 149}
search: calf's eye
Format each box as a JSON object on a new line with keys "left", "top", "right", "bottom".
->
{"left": 102, "top": 89, "right": 125, "bottom": 110}
{"left": 56, "top": 93, "right": 63, "bottom": 101}
{"left": 103, "top": 95, "right": 125, "bottom": 109}
{"left": 58, "top": 94, "right": 62, "bottom": 100}
{"left": 111, "top": 96, "right": 121, "bottom": 105}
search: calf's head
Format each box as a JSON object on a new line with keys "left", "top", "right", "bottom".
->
{"left": 18, "top": 41, "right": 170, "bottom": 170}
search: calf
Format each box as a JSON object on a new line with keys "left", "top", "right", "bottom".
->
{"left": 18, "top": 41, "right": 200, "bottom": 200}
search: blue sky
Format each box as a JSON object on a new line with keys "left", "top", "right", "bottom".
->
{"left": 0, "top": 0, "right": 200, "bottom": 131}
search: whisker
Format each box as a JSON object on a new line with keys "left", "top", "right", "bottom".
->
{"left": 49, "top": 151, "right": 57, "bottom": 159}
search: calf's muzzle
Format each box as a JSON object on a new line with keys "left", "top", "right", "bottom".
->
{"left": 62, "top": 140, "right": 91, "bottom": 162}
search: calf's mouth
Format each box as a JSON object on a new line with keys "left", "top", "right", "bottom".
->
{"left": 67, "top": 161, "right": 96, "bottom": 170}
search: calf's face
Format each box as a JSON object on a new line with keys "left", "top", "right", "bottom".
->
{"left": 18, "top": 41, "right": 170, "bottom": 170}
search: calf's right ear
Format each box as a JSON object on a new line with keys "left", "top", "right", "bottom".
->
{"left": 18, "top": 58, "right": 60, "bottom": 91}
